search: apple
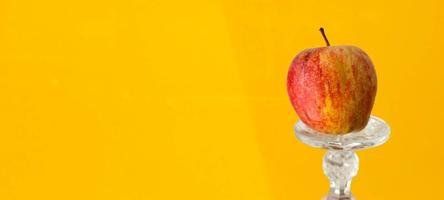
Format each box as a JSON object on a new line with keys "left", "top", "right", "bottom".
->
{"left": 287, "top": 28, "right": 377, "bottom": 134}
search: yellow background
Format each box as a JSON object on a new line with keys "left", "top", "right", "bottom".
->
{"left": 0, "top": 0, "right": 443, "bottom": 199}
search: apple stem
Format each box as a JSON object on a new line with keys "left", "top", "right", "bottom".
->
{"left": 319, "top": 27, "right": 330, "bottom": 46}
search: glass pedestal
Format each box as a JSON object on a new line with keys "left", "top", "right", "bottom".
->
{"left": 294, "top": 116, "right": 390, "bottom": 200}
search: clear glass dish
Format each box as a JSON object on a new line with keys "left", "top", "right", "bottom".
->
{"left": 294, "top": 116, "right": 390, "bottom": 200}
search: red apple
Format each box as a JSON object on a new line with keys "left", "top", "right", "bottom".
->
{"left": 287, "top": 28, "right": 377, "bottom": 134}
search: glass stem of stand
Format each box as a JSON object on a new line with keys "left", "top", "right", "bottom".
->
{"left": 323, "top": 150, "right": 359, "bottom": 200}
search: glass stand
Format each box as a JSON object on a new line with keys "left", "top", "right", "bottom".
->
{"left": 294, "top": 116, "right": 390, "bottom": 200}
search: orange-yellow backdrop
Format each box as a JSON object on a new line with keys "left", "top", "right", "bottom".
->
{"left": 0, "top": 0, "right": 443, "bottom": 199}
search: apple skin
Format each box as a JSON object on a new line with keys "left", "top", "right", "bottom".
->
{"left": 287, "top": 45, "right": 377, "bottom": 134}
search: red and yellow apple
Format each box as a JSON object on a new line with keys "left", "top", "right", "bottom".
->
{"left": 287, "top": 28, "right": 377, "bottom": 134}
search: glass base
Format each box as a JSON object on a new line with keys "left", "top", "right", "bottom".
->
{"left": 294, "top": 116, "right": 390, "bottom": 200}
{"left": 322, "top": 196, "right": 355, "bottom": 200}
